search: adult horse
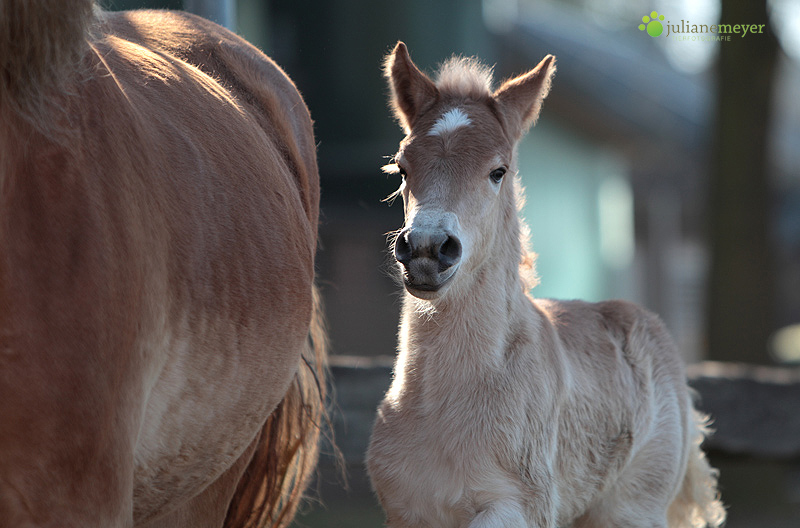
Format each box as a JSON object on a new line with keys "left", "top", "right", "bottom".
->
{"left": 0, "top": 1, "right": 325, "bottom": 527}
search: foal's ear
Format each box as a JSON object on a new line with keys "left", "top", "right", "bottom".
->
{"left": 493, "top": 55, "right": 556, "bottom": 139}
{"left": 384, "top": 42, "right": 439, "bottom": 133}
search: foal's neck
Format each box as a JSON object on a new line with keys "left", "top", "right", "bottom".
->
{"left": 402, "top": 245, "right": 529, "bottom": 372}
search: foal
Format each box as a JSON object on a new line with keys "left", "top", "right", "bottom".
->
{"left": 367, "top": 42, "right": 725, "bottom": 528}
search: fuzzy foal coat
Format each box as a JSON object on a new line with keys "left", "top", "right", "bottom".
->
{"left": 367, "top": 42, "right": 724, "bottom": 528}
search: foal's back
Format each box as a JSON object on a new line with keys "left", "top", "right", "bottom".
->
{"left": 532, "top": 299, "right": 693, "bottom": 522}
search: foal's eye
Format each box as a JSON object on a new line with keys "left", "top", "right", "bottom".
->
{"left": 489, "top": 167, "right": 507, "bottom": 185}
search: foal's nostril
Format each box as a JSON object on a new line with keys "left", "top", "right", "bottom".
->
{"left": 438, "top": 235, "right": 462, "bottom": 270}
{"left": 395, "top": 228, "right": 461, "bottom": 272}
{"left": 394, "top": 230, "right": 413, "bottom": 265}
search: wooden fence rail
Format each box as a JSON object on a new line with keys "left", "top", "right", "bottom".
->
{"left": 327, "top": 358, "right": 800, "bottom": 463}
{"left": 299, "top": 359, "right": 800, "bottom": 528}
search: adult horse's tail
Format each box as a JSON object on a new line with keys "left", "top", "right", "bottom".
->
{"left": 0, "top": 0, "right": 94, "bottom": 124}
{"left": 223, "top": 285, "right": 328, "bottom": 528}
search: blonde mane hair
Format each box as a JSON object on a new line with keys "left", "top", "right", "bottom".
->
{"left": 513, "top": 177, "right": 540, "bottom": 291}
{"left": 434, "top": 56, "right": 494, "bottom": 99}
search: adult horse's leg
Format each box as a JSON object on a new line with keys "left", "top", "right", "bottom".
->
{"left": 0, "top": 346, "right": 140, "bottom": 527}
{"left": 1, "top": 2, "right": 136, "bottom": 523}
{"left": 0, "top": 155, "right": 146, "bottom": 527}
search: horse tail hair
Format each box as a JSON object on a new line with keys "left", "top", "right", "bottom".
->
{"left": 223, "top": 285, "right": 328, "bottom": 528}
{"left": 667, "top": 409, "right": 726, "bottom": 528}
{"left": 0, "top": 0, "right": 94, "bottom": 124}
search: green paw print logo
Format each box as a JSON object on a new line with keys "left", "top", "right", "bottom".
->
{"left": 639, "top": 11, "right": 665, "bottom": 37}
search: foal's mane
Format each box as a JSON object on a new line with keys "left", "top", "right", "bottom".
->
{"left": 433, "top": 56, "right": 494, "bottom": 99}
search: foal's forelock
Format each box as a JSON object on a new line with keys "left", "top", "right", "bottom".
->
{"left": 434, "top": 56, "right": 494, "bottom": 100}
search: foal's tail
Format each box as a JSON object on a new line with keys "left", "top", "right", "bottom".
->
{"left": 224, "top": 286, "right": 328, "bottom": 528}
{"left": 667, "top": 409, "right": 726, "bottom": 528}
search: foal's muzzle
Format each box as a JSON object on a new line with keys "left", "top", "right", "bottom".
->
{"left": 394, "top": 227, "right": 462, "bottom": 297}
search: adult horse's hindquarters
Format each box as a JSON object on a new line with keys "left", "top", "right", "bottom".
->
{"left": 0, "top": 2, "right": 325, "bottom": 527}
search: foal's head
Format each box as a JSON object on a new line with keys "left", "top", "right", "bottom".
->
{"left": 383, "top": 42, "right": 555, "bottom": 301}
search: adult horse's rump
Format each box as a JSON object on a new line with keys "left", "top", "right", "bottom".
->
{"left": 0, "top": 1, "right": 324, "bottom": 527}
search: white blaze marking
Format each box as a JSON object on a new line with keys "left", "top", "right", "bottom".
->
{"left": 428, "top": 108, "right": 472, "bottom": 136}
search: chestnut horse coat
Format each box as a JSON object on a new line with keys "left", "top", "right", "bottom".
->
{"left": 0, "top": 2, "right": 323, "bottom": 527}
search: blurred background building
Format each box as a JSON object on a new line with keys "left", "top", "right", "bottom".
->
{"left": 106, "top": 0, "right": 800, "bottom": 366}
{"left": 104, "top": 0, "right": 800, "bottom": 525}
